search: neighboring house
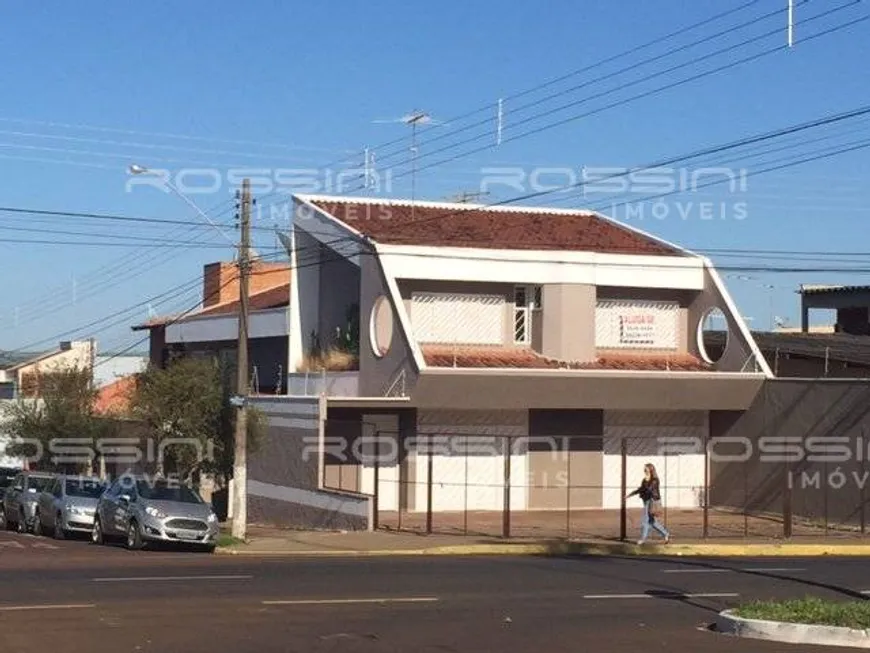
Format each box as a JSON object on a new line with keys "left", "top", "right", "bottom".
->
{"left": 0, "top": 340, "right": 94, "bottom": 398}
{"left": 132, "top": 260, "right": 291, "bottom": 394}
{"left": 799, "top": 284, "right": 870, "bottom": 335}
{"left": 703, "top": 283, "right": 870, "bottom": 377}
{"left": 245, "top": 194, "right": 772, "bottom": 529}
{"left": 0, "top": 341, "right": 94, "bottom": 468}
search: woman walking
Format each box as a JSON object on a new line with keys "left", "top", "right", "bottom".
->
{"left": 626, "top": 463, "right": 670, "bottom": 545}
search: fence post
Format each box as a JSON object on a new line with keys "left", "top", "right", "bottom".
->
{"left": 863, "top": 429, "right": 867, "bottom": 535}
{"left": 703, "top": 429, "right": 709, "bottom": 538}
{"left": 783, "top": 460, "right": 793, "bottom": 538}
{"left": 464, "top": 441, "right": 469, "bottom": 536}
{"left": 824, "top": 458, "right": 829, "bottom": 536}
{"left": 620, "top": 437, "right": 627, "bottom": 542}
{"left": 426, "top": 434, "right": 433, "bottom": 534}
{"left": 503, "top": 436, "right": 512, "bottom": 539}
{"left": 372, "top": 430, "right": 380, "bottom": 531}
{"left": 566, "top": 438, "right": 571, "bottom": 539}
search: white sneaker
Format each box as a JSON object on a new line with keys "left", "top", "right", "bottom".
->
{"left": 636, "top": 539, "right": 645, "bottom": 545}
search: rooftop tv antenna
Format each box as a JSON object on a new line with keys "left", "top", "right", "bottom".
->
{"left": 496, "top": 98, "right": 504, "bottom": 145}
{"left": 373, "top": 110, "right": 445, "bottom": 218}
{"left": 448, "top": 190, "right": 490, "bottom": 203}
{"left": 788, "top": 0, "right": 794, "bottom": 47}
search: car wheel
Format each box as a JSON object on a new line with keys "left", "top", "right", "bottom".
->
{"left": 91, "top": 516, "right": 104, "bottom": 545}
{"left": 54, "top": 513, "right": 65, "bottom": 540}
{"left": 126, "top": 521, "right": 143, "bottom": 551}
{"left": 32, "top": 511, "right": 42, "bottom": 536}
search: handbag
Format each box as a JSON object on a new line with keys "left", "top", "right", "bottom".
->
{"left": 648, "top": 499, "right": 662, "bottom": 520}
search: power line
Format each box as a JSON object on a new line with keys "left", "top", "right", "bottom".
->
{"left": 0, "top": 116, "right": 354, "bottom": 154}
{"left": 339, "top": 102, "right": 870, "bottom": 237}
{"left": 394, "top": 5, "right": 868, "bottom": 187}
{"left": 313, "top": 0, "right": 768, "bottom": 172}
{"left": 373, "top": 0, "right": 799, "bottom": 167}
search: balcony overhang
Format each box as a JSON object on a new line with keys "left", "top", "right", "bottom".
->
{"left": 409, "top": 368, "right": 766, "bottom": 411}
{"left": 165, "top": 306, "right": 288, "bottom": 344}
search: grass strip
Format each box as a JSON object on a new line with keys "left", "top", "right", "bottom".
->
{"left": 734, "top": 596, "right": 870, "bottom": 629}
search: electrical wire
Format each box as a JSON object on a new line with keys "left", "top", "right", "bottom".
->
{"left": 315, "top": 0, "right": 768, "bottom": 171}
{"left": 389, "top": 6, "right": 870, "bottom": 188}
{"left": 372, "top": 0, "right": 802, "bottom": 167}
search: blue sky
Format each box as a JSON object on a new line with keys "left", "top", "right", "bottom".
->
{"left": 0, "top": 0, "right": 868, "bottom": 354}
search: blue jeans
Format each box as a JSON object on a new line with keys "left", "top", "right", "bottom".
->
{"left": 640, "top": 499, "right": 669, "bottom": 541}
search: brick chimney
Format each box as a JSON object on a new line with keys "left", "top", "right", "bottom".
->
{"left": 202, "top": 260, "right": 291, "bottom": 308}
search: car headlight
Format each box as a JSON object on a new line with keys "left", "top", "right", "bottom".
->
{"left": 145, "top": 506, "right": 167, "bottom": 519}
{"left": 68, "top": 506, "right": 86, "bottom": 516}
{"left": 207, "top": 513, "right": 217, "bottom": 524}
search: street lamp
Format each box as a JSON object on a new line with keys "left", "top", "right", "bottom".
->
{"left": 127, "top": 164, "right": 237, "bottom": 247}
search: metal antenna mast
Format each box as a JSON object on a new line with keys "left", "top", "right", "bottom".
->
{"left": 497, "top": 98, "right": 503, "bottom": 145}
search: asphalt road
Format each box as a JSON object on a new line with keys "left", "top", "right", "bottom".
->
{"left": 3, "top": 530, "right": 870, "bottom": 652}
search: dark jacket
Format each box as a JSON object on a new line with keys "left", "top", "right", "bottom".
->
{"left": 629, "top": 477, "right": 661, "bottom": 502}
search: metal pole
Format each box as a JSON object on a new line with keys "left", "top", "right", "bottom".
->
{"left": 783, "top": 460, "right": 793, "bottom": 538}
{"left": 863, "top": 427, "right": 867, "bottom": 535}
{"left": 620, "top": 438, "right": 627, "bottom": 541}
{"left": 566, "top": 437, "right": 571, "bottom": 539}
{"left": 231, "top": 178, "right": 252, "bottom": 541}
{"left": 426, "top": 434, "right": 433, "bottom": 534}
{"left": 503, "top": 436, "right": 512, "bottom": 539}
{"left": 703, "top": 429, "right": 710, "bottom": 539}
{"left": 372, "top": 431, "right": 380, "bottom": 531}
{"left": 464, "top": 440, "right": 469, "bottom": 535}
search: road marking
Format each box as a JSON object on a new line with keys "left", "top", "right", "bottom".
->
{"left": 663, "top": 567, "right": 805, "bottom": 574}
{"left": 582, "top": 593, "right": 739, "bottom": 600}
{"left": 92, "top": 575, "right": 252, "bottom": 582}
{"left": 0, "top": 604, "right": 96, "bottom": 612}
{"left": 31, "top": 542, "right": 59, "bottom": 550}
{"left": 263, "top": 597, "right": 439, "bottom": 606}
{"left": 0, "top": 542, "right": 24, "bottom": 549}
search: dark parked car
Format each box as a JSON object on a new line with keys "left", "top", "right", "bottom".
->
{"left": 0, "top": 467, "right": 20, "bottom": 500}
{"left": 1, "top": 471, "right": 55, "bottom": 532}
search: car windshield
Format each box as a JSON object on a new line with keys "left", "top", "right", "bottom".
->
{"left": 26, "top": 476, "right": 53, "bottom": 492}
{"left": 65, "top": 479, "right": 104, "bottom": 498}
{"left": 0, "top": 471, "right": 16, "bottom": 488}
{"left": 136, "top": 481, "right": 203, "bottom": 504}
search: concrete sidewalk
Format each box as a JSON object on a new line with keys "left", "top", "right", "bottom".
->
{"left": 217, "top": 524, "right": 870, "bottom": 558}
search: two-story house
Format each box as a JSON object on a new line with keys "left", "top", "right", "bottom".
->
{"left": 133, "top": 259, "right": 291, "bottom": 394}
{"left": 255, "top": 194, "right": 771, "bottom": 528}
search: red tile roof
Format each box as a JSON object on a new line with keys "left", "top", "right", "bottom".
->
{"left": 308, "top": 198, "right": 683, "bottom": 255}
{"left": 420, "top": 346, "right": 712, "bottom": 372}
{"left": 94, "top": 375, "right": 137, "bottom": 416}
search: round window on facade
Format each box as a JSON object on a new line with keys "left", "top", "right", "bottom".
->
{"left": 697, "top": 307, "right": 729, "bottom": 364}
{"left": 369, "top": 295, "right": 394, "bottom": 358}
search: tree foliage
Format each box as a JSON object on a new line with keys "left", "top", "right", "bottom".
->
{"left": 129, "top": 355, "right": 266, "bottom": 482}
{"left": 2, "top": 365, "right": 110, "bottom": 473}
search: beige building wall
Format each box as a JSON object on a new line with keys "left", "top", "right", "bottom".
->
{"left": 16, "top": 341, "right": 95, "bottom": 397}
{"left": 538, "top": 284, "right": 597, "bottom": 362}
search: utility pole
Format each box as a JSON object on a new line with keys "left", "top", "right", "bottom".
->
{"left": 231, "top": 178, "right": 252, "bottom": 541}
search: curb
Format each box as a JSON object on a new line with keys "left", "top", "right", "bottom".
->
{"left": 215, "top": 541, "right": 870, "bottom": 558}
{"left": 716, "top": 609, "right": 870, "bottom": 649}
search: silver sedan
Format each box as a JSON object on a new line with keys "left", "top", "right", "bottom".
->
{"left": 35, "top": 475, "right": 105, "bottom": 539}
